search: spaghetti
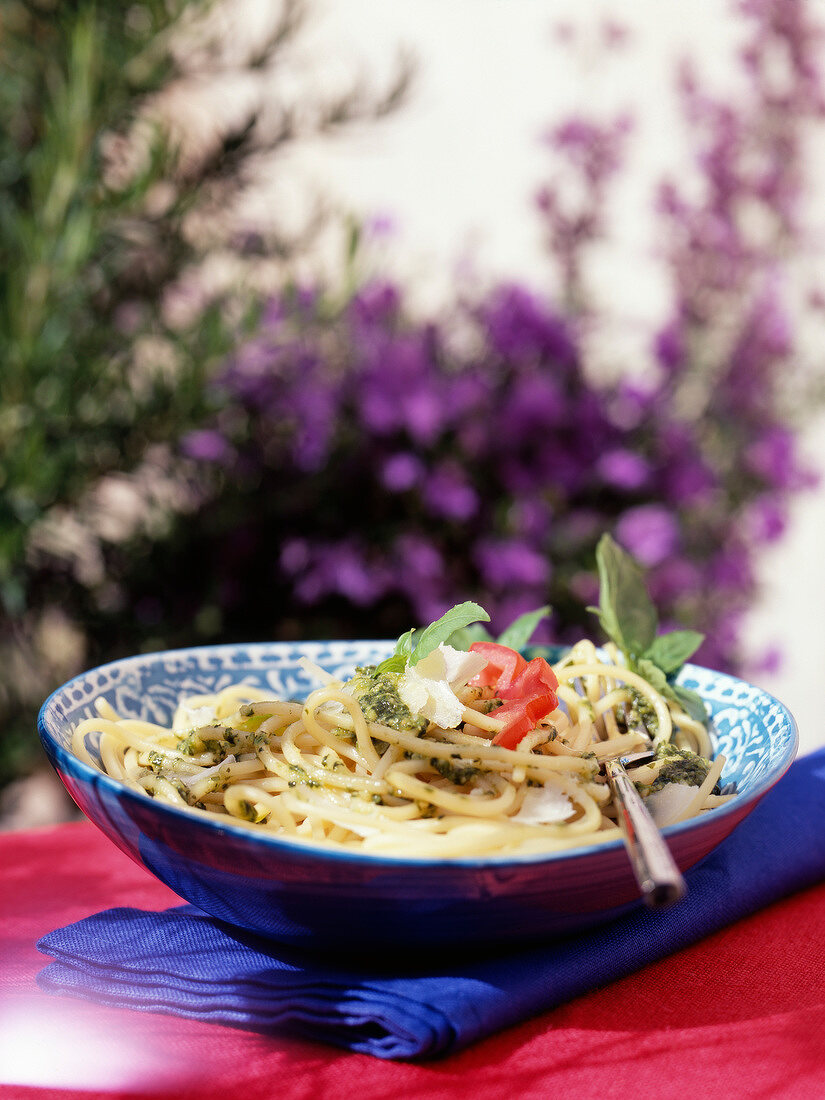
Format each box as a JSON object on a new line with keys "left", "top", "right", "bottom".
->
{"left": 71, "top": 638, "right": 730, "bottom": 859}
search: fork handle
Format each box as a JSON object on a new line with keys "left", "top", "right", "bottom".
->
{"left": 604, "top": 759, "right": 687, "bottom": 907}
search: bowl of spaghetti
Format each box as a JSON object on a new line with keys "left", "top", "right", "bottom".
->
{"left": 38, "top": 636, "right": 797, "bottom": 948}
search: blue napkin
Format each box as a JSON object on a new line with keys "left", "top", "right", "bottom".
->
{"left": 38, "top": 749, "right": 825, "bottom": 1060}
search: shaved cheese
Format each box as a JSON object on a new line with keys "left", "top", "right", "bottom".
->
{"left": 416, "top": 644, "right": 488, "bottom": 688}
{"left": 172, "top": 703, "right": 217, "bottom": 733}
{"left": 179, "top": 755, "right": 236, "bottom": 788}
{"left": 398, "top": 644, "right": 488, "bottom": 728}
{"left": 509, "top": 785, "right": 573, "bottom": 825}
{"left": 646, "top": 782, "right": 699, "bottom": 827}
{"left": 399, "top": 665, "right": 464, "bottom": 727}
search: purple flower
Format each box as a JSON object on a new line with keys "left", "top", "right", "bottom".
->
{"left": 423, "top": 464, "right": 478, "bottom": 522}
{"left": 647, "top": 559, "right": 702, "bottom": 604}
{"left": 363, "top": 213, "right": 397, "bottom": 240}
{"left": 709, "top": 548, "right": 754, "bottom": 592}
{"left": 348, "top": 280, "right": 401, "bottom": 326}
{"left": 597, "top": 449, "right": 650, "bottom": 490}
{"left": 746, "top": 496, "right": 787, "bottom": 542}
{"left": 481, "top": 284, "right": 576, "bottom": 366}
{"left": 615, "top": 506, "right": 680, "bottom": 567}
{"left": 280, "top": 538, "right": 309, "bottom": 575}
{"left": 745, "top": 427, "right": 799, "bottom": 489}
{"left": 181, "top": 430, "right": 233, "bottom": 464}
{"left": 751, "top": 645, "right": 783, "bottom": 676}
{"left": 291, "top": 542, "right": 389, "bottom": 607}
{"left": 475, "top": 539, "right": 551, "bottom": 590}
{"left": 653, "top": 319, "right": 686, "bottom": 374}
{"left": 395, "top": 534, "right": 444, "bottom": 580}
{"left": 381, "top": 453, "right": 424, "bottom": 492}
{"left": 328, "top": 546, "right": 386, "bottom": 606}
{"left": 357, "top": 335, "right": 447, "bottom": 444}
{"left": 509, "top": 498, "right": 552, "bottom": 540}
{"left": 663, "top": 454, "right": 716, "bottom": 505}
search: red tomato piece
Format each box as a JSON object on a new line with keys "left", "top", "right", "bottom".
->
{"left": 468, "top": 643, "right": 560, "bottom": 748}
{"left": 491, "top": 693, "right": 557, "bottom": 749}
{"left": 497, "top": 656, "right": 559, "bottom": 700}
{"left": 468, "top": 642, "right": 527, "bottom": 692}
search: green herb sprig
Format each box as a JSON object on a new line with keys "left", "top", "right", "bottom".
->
{"left": 446, "top": 604, "right": 551, "bottom": 653}
{"left": 589, "top": 534, "right": 708, "bottom": 723}
{"left": 375, "top": 602, "right": 491, "bottom": 675}
{"left": 377, "top": 602, "right": 553, "bottom": 677}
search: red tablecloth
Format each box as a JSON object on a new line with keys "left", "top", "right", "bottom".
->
{"left": 1, "top": 821, "right": 824, "bottom": 1100}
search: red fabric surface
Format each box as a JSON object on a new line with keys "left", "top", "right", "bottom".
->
{"left": 1, "top": 821, "right": 824, "bottom": 1100}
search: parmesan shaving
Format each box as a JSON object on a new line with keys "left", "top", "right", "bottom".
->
{"left": 398, "top": 644, "right": 488, "bottom": 728}
{"left": 509, "top": 785, "right": 573, "bottom": 825}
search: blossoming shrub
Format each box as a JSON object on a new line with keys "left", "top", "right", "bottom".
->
{"left": 73, "top": 0, "right": 824, "bottom": 676}
{"left": 177, "top": 270, "right": 811, "bottom": 672}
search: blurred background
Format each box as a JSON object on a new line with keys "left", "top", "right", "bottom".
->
{"left": 2, "top": 0, "right": 824, "bottom": 828}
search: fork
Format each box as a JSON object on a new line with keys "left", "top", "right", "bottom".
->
{"left": 576, "top": 680, "right": 686, "bottom": 907}
{"left": 602, "top": 748, "right": 687, "bottom": 906}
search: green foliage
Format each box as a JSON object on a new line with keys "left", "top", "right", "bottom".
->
{"left": 590, "top": 535, "right": 707, "bottom": 723}
{"left": 492, "top": 607, "right": 551, "bottom": 651}
{"left": 591, "top": 535, "right": 657, "bottom": 658}
{"left": 0, "top": 0, "right": 413, "bottom": 789}
{"left": 376, "top": 602, "right": 490, "bottom": 674}
{"left": 1, "top": 0, "right": 209, "bottom": 605}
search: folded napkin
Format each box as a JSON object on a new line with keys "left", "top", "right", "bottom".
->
{"left": 38, "top": 748, "right": 825, "bottom": 1061}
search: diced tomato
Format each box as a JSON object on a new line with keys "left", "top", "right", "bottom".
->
{"left": 497, "top": 656, "right": 558, "bottom": 700}
{"left": 469, "top": 643, "right": 559, "bottom": 748}
{"left": 468, "top": 642, "right": 527, "bottom": 692}
{"left": 491, "top": 694, "right": 557, "bottom": 749}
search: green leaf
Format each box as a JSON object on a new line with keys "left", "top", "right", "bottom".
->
{"left": 376, "top": 602, "right": 490, "bottom": 674}
{"left": 646, "top": 630, "right": 704, "bottom": 675}
{"left": 375, "top": 628, "right": 415, "bottom": 674}
{"left": 633, "top": 657, "right": 669, "bottom": 696}
{"left": 374, "top": 654, "right": 408, "bottom": 675}
{"left": 593, "top": 534, "right": 657, "bottom": 656}
{"left": 496, "top": 606, "right": 551, "bottom": 650}
{"left": 411, "top": 601, "right": 490, "bottom": 664}
{"left": 666, "top": 683, "right": 709, "bottom": 724}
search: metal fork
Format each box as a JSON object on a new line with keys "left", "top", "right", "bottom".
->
{"left": 576, "top": 680, "right": 686, "bottom": 907}
{"left": 602, "top": 748, "right": 686, "bottom": 907}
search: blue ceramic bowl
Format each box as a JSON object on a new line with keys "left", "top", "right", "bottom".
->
{"left": 38, "top": 641, "right": 798, "bottom": 948}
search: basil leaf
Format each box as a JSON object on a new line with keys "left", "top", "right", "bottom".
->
{"left": 374, "top": 628, "right": 415, "bottom": 674}
{"left": 411, "top": 601, "right": 490, "bottom": 664}
{"left": 633, "top": 657, "right": 669, "bottom": 696}
{"left": 646, "top": 630, "right": 704, "bottom": 675}
{"left": 373, "top": 653, "right": 407, "bottom": 675}
{"left": 496, "top": 606, "right": 551, "bottom": 650}
{"left": 375, "top": 604, "right": 490, "bottom": 674}
{"left": 447, "top": 622, "right": 493, "bottom": 651}
{"left": 636, "top": 659, "right": 708, "bottom": 724}
{"left": 594, "top": 534, "right": 657, "bottom": 656}
{"left": 666, "top": 683, "right": 709, "bottom": 724}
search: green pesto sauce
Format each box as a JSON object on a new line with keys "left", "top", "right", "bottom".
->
{"left": 429, "top": 755, "right": 481, "bottom": 785}
{"left": 178, "top": 726, "right": 261, "bottom": 761}
{"left": 234, "top": 798, "right": 267, "bottom": 823}
{"left": 147, "top": 750, "right": 166, "bottom": 773}
{"left": 649, "top": 742, "right": 714, "bottom": 793}
{"left": 625, "top": 688, "right": 660, "bottom": 737}
{"left": 347, "top": 667, "right": 428, "bottom": 734}
{"left": 286, "top": 764, "right": 320, "bottom": 789}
